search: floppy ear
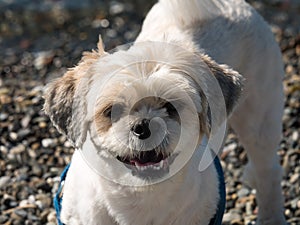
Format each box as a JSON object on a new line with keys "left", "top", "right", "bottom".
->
{"left": 191, "top": 54, "right": 243, "bottom": 136}
{"left": 201, "top": 54, "right": 244, "bottom": 116}
{"left": 44, "top": 36, "right": 107, "bottom": 147}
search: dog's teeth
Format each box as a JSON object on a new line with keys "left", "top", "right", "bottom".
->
{"left": 154, "top": 165, "right": 160, "bottom": 170}
{"left": 160, "top": 160, "right": 164, "bottom": 168}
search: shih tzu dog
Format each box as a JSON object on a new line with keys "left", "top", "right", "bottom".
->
{"left": 44, "top": 0, "right": 287, "bottom": 225}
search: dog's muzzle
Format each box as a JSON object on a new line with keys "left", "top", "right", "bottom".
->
{"left": 116, "top": 148, "right": 173, "bottom": 179}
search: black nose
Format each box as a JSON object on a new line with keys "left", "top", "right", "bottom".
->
{"left": 132, "top": 119, "right": 151, "bottom": 140}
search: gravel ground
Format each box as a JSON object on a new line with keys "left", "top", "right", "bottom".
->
{"left": 0, "top": 1, "right": 299, "bottom": 225}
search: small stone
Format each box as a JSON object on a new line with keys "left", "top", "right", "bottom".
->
{"left": 64, "top": 140, "right": 72, "bottom": 148}
{"left": 0, "top": 113, "right": 8, "bottom": 121}
{"left": 27, "top": 214, "right": 39, "bottom": 221}
{"left": 31, "top": 165, "right": 43, "bottom": 177}
{"left": 290, "top": 173, "right": 299, "bottom": 184}
{"left": 31, "top": 142, "right": 40, "bottom": 150}
{"left": 21, "top": 115, "right": 31, "bottom": 128}
{"left": 292, "top": 131, "right": 299, "bottom": 141}
{"left": 14, "top": 209, "right": 27, "bottom": 218}
{"left": 9, "top": 132, "right": 18, "bottom": 141}
{"left": 34, "top": 51, "right": 54, "bottom": 70}
{"left": 285, "top": 209, "right": 292, "bottom": 217}
{"left": 224, "top": 142, "right": 237, "bottom": 152}
{"left": 35, "top": 194, "right": 51, "bottom": 210}
{"left": 17, "top": 128, "right": 31, "bottom": 139}
{"left": 10, "top": 144, "right": 26, "bottom": 154}
{"left": 42, "top": 138, "right": 56, "bottom": 148}
{"left": 0, "top": 145, "right": 8, "bottom": 154}
{"left": 0, "top": 176, "right": 10, "bottom": 188}
{"left": 47, "top": 210, "right": 57, "bottom": 222}
{"left": 246, "top": 201, "right": 253, "bottom": 216}
{"left": 40, "top": 208, "right": 51, "bottom": 222}
{"left": 0, "top": 215, "right": 9, "bottom": 224}
{"left": 297, "top": 200, "right": 300, "bottom": 209}
{"left": 28, "top": 195, "right": 36, "bottom": 204}
{"left": 109, "top": 2, "right": 125, "bottom": 15}
{"left": 39, "top": 121, "right": 47, "bottom": 128}
{"left": 19, "top": 199, "right": 29, "bottom": 207}
{"left": 237, "top": 188, "right": 250, "bottom": 198}
{"left": 223, "top": 210, "right": 242, "bottom": 223}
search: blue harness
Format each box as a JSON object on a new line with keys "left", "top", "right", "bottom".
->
{"left": 53, "top": 163, "right": 70, "bottom": 225}
{"left": 54, "top": 156, "right": 225, "bottom": 225}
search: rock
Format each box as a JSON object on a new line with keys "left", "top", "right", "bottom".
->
{"left": 21, "top": 115, "right": 31, "bottom": 128}
{"left": 223, "top": 210, "right": 242, "bottom": 223}
{"left": 290, "top": 173, "right": 299, "bottom": 184}
{"left": 10, "top": 144, "right": 26, "bottom": 154}
{"left": 14, "top": 209, "right": 27, "bottom": 218}
{"left": 0, "top": 215, "right": 9, "bottom": 224}
{"left": 47, "top": 210, "right": 57, "bottom": 222}
{"left": 34, "top": 51, "right": 54, "bottom": 70}
{"left": 237, "top": 188, "right": 250, "bottom": 198}
{"left": 0, "top": 113, "right": 8, "bottom": 121}
{"left": 41, "top": 138, "right": 57, "bottom": 148}
{"left": 0, "top": 176, "right": 11, "bottom": 188}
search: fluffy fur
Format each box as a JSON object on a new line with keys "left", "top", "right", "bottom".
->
{"left": 44, "top": 0, "right": 286, "bottom": 224}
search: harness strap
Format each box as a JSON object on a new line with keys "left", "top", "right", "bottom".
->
{"left": 208, "top": 155, "right": 226, "bottom": 225}
{"left": 54, "top": 164, "right": 70, "bottom": 225}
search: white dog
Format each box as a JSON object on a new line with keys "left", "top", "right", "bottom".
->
{"left": 44, "top": 0, "right": 286, "bottom": 224}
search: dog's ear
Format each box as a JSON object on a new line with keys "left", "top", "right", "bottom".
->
{"left": 44, "top": 36, "right": 107, "bottom": 147}
{"left": 201, "top": 54, "right": 244, "bottom": 116}
{"left": 191, "top": 54, "right": 243, "bottom": 136}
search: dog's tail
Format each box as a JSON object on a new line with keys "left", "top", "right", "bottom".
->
{"left": 159, "top": 0, "right": 245, "bottom": 26}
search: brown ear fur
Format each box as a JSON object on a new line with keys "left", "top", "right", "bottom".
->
{"left": 201, "top": 54, "right": 244, "bottom": 116}
{"left": 44, "top": 36, "right": 106, "bottom": 146}
{"left": 195, "top": 54, "right": 243, "bottom": 136}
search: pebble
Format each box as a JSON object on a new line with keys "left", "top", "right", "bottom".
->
{"left": 10, "top": 144, "right": 26, "bottom": 154}
{"left": 0, "top": 176, "right": 11, "bottom": 188}
{"left": 223, "top": 210, "right": 242, "bottom": 223}
{"left": 34, "top": 51, "right": 54, "bottom": 70}
{"left": 290, "top": 173, "right": 299, "bottom": 184}
{"left": 14, "top": 209, "right": 27, "bottom": 218}
{"left": 47, "top": 210, "right": 57, "bottom": 222}
{"left": 41, "top": 138, "right": 57, "bottom": 148}
{"left": 0, "top": 113, "right": 8, "bottom": 121}
{"left": 237, "top": 188, "right": 250, "bottom": 198}
{"left": 0, "top": 215, "right": 9, "bottom": 223}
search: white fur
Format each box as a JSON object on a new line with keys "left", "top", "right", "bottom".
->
{"left": 58, "top": 0, "right": 286, "bottom": 225}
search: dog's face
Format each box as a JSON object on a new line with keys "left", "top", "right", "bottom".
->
{"left": 91, "top": 67, "right": 202, "bottom": 178}
{"left": 44, "top": 38, "right": 243, "bottom": 184}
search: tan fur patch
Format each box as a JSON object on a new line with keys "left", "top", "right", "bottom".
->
{"left": 201, "top": 54, "right": 243, "bottom": 115}
{"left": 44, "top": 39, "right": 107, "bottom": 143}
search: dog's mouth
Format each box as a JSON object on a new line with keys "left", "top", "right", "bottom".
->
{"left": 116, "top": 149, "right": 170, "bottom": 171}
{"left": 117, "top": 150, "right": 169, "bottom": 168}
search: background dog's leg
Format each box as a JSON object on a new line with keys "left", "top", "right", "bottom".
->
{"left": 229, "top": 72, "right": 286, "bottom": 224}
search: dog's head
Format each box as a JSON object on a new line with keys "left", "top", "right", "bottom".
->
{"left": 44, "top": 39, "right": 243, "bottom": 183}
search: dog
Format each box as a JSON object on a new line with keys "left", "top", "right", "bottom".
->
{"left": 44, "top": 0, "right": 287, "bottom": 224}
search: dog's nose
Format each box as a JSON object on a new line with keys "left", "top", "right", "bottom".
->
{"left": 132, "top": 119, "right": 151, "bottom": 140}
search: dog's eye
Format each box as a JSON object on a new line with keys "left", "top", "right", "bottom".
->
{"left": 163, "top": 102, "right": 178, "bottom": 117}
{"left": 103, "top": 106, "right": 112, "bottom": 118}
{"left": 103, "top": 104, "right": 124, "bottom": 120}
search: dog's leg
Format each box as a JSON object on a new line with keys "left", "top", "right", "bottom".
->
{"left": 229, "top": 77, "right": 286, "bottom": 224}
